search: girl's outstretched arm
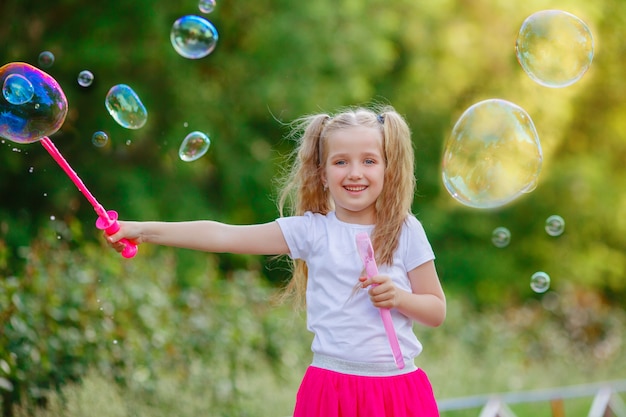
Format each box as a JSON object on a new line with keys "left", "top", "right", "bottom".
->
{"left": 362, "top": 260, "right": 446, "bottom": 327}
{"left": 106, "top": 220, "right": 290, "bottom": 256}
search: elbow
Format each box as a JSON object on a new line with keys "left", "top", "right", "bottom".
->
{"left": 429, "top": 300, "right": 447, "bottom": 328}
{"left": 430, "top": 310, "right": 446, "bottom": 327}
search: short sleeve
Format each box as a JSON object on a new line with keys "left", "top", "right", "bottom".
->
{"left": 403, "top": 215, "right": 435, "bottom": 271}
{"left": 275, "top": 212, "right": 316, "bottom": 260}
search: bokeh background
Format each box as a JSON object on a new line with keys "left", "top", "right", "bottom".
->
{"left": 1, "top": 0, "right": 625, "bottom": 416}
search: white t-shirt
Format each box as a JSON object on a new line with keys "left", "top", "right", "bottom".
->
{"left": 276, "top": 211, "right": 435, "bottom": 364}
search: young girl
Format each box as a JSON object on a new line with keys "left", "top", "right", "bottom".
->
{"left": 106, "top": 105, "right": 446, "bottom": 416}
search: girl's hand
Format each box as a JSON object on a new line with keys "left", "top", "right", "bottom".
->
{"left": 104, "top": 220, "right": 141, "bottom": 253}
{"left": 359, "top": 274, "right": 399, "bottom": 309}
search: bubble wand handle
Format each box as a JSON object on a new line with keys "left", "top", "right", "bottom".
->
{"left": 39, "top": 137, "right": 138, "bottom": 258}
{"left": 355, "top": 232, "right": 405, "bottom": 369}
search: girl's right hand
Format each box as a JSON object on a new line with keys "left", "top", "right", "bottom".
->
{"left": 104, "top": 220, "right": 141, "bottom": 253}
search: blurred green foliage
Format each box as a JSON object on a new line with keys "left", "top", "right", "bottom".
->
{"left": 1, "top": 235, "right": 310, "bottom": 415}
{"left": 1, "top": 0, "right": 626, "bottom": 414}
{"left": 1, "top": 0, "right": 625, "bottom": 298}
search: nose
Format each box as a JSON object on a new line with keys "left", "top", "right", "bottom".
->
{"left": 348, "top": 165, "right": 363, "bottom": 180}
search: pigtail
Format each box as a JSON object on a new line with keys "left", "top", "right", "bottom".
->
{"left": 278, "top": 113, "right": 331, "bottom": 217}
{"left": 371, "top": 108, "right": 415, "bottom": 266}
{"left": 277, "top": 113, "right": 331, "bottom": 309}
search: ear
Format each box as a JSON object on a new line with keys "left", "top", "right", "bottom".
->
{"left": 320, "top": 170, "right": 328, "bottom": 189}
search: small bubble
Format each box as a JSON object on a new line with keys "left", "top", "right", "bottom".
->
{"left": 179, "top": 131, "right": 211, "bottom": 162}
{"left": 545, "top": 214, "right": 565, "bottom": 237}
{"left": 50, "top": 215, "right": 56, "bottom": 221}
{"left": 199, "top": 0, "right": 216, "bottom": 13}
{"left": 28, "top": 166, "right": 34, "bottom": 173}
{"left": 530, "top": 271, "right": 551, "bottom": 293}
{"left": 105, "top": 84, "right": 148, "bottom": 129}
{"left": 38, "top": 51, "right": 55, "bottom": 68}
{"left": 491, "top": 227, "right": 511, "bottom": 248}
{"left": 77, "top": 70, "right": 94, "bottom": 87}
{"left": 170, "top": 15, "right": 219, "bottom": 59}
{"left": 2, "top": 74, "right": 35, "bottom": 105}
{"left": 92, "top": 131, "right": 109, "bottom": 147}
{"left": 113, "top": 340, "right": 118, "bottom": 345}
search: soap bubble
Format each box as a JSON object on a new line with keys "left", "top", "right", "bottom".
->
{"left": 105, "top": 84, "right": 148, "bottom": 129}
{"left": 38, "top": 51, "right": 55, "bottom": 68}
{"left": 530, "top": 271, "right": 551, "bottom": 293}
{"left": 2, "top": 74, "right": 35, "bottom": 105}
{"left": 170, "top": 15, "right": 219, "bottom": 59}
{"left": 442, "top": 99, "right": 543, "bottom": 209}
{"left": 92, "top": 131, "right": 109, "bottom": 147}
{"left": 516, "top": 10, "right": 594, "bottom": 88}
{"left": 77, "top": 70, "right": 94, "bottom": 87}
{"left": 179, "top": 131, "right": 211, "bottom": 162}
{"left": 545, "top": 214, "right": 565, "bottom": 236}
{"left": 199, "top": 0, "right": 216, "bottom": 13}
{"left": 0, "top": 62, "right": 68, "bottom": 144}
{"left": 491, "top": 227, "right": 511, "bottom": 248}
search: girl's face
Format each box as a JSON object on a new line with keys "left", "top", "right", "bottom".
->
{"left": 321, "top": 125, "right": 385, "bottom": 225}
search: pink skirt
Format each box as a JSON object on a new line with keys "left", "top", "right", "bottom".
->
{"left": 293, "top": 365, "right": 439, "bottom": 417}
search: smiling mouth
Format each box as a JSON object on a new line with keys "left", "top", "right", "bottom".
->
{"left": 344, "top": 185, "right": 367, "bottom": 192}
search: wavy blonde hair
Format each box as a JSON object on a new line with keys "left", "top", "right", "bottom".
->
{"left": 277, "top": 105, "right": 415, "bottom": 308}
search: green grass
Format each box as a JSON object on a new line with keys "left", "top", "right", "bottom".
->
{"left": 11, "top": 290, "right": 626, "bottom": 417}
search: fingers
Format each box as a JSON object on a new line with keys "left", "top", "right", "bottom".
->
{"left": 360, "top": 274, "right": 390, "bottom": 288}
{"left": 360, "top": 275, "right": 398, "bottom": 309}
{"left": 103, "top": 221, "right": 136, "bottom": 253}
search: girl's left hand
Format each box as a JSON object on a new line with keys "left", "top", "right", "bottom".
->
{"left": 359, "top": 275, "right": 399, "bottom": 309}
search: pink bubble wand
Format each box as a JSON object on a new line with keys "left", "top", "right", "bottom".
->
{"left": 39, "top": 137, "right": 138, "bottom": 258}
{"left": 355, "top": 232, "right": 405, "bottom": 369}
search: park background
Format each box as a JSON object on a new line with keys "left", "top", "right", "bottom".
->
{"left": 1, "top": 0, "right": 625, "bottom": 416}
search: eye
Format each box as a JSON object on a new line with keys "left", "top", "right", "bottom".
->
{"left": 334, "top": 160, "right": 347, "bottom": 166}
{"left": 364, "top": 158, "right": 376, "bottom": 165}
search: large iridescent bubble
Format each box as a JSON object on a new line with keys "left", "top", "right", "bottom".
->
{"left": 442, "top": 99, "right": 543, "bottom": 209}
{"left": 170, "top": 15, "right": 219, "bottom": 59}
{"left": 516, "top": 10, "right": 594, "bottom": 88}
{"left": 0, "top": 62, "right": 68, "bottom": 144}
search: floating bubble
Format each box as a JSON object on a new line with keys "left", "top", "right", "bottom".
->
{"left": 38, "top": 51, "right": 55, "bottom": 68}
{"left": 0, "top": 62, "right": 68, "bottom": 144}
{"left": 77, "top": 70, "right": 94, "bottom": 87}
{"left": 516, "top": 10, "right": 594, "bottom": 88}
{"left": 3, "top": 74, "right": 35, "bottom": 105}
{"left": 530, "top": 271, "right": 551, "bottom": 293}
{"left": 179, "top": 131, "right": 211, "bottom": 162}
{"left": 170, "top": 15, "right": 219, "bottom": 59}
{"left": 104, "top": 84, "right": 147, "bottom": 129}
{"left": 92, "top": 131, "right": 109, "bottom": 147}
{"left": 199, "top": 0, "right": 216, "bottom": 13}
{"left": 545, "top": 214, "right": 565, "bottom": 236}
{"left": 442, "top": 99, "right": 543, "bottom": 209}
{"left": 491, "top": 227, "right": 511, "bottom": 248}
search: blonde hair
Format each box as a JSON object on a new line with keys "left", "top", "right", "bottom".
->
{"left": 277, "top": 105, "right": 416, "bottom": 308}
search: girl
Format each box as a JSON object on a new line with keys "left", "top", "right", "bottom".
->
{"left": 107, "top": 105, "right": 446, "bottom": 416}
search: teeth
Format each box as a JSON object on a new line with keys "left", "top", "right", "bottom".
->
{"left": 345, "top": 186, "right": 366, "bottom": 191}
